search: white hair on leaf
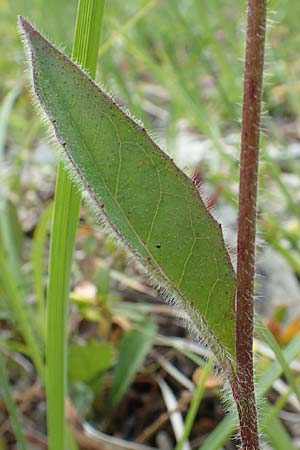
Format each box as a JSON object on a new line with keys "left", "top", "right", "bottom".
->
{"left": 18, "top": 16, "right": 237, "bottom": 387}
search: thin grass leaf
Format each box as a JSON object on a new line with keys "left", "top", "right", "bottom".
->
{"left": 261, "top": 374, "right": 300, "bottom": 433}
{"left": 0, "top": 85, "right": 24, "bottom": 280}
{"left": 263, "top": 403, "right": 296, "bottom": 450}
{"left": 273, "top": 378, "right": 300, "bottom": 411}
{"left": 111, "top": 320, "right": 157, "bottom": 406}
{"left": 66, "top": 428, "right": 79, "bottom": 450}
{"left": 255, "top": 313, "right": 300, "bottom": 401}
{"left": 31, "top": 202, "right": 53, "bottom": 337}
{"left": 0, "top": 250, "right": 44, "bottom": 379}
{"left": 98, "top": 0, "right": 158, "bottom": 58}
{"left": 199, "top": 336, "right": 300, "bottom": 450}
{"left": 175, "top": 358, "right": 213, "bottom": 450}
{"left": 0, "top": 84, "right": 22, "bottom": 162}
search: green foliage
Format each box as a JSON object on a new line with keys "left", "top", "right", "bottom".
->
{"left": 19, "top": 18, "right": 237, "bottom": 364}
{"left": 262, "top": 403, "right": 296, "bottom": 450}
{"left": 199, "top": 336, "right": 300, "bottom": 450}
{"left": 0, "top": 353, "right": 28, "bottom": 450}
{"left": 68, "top": 340, "right": 114, "bottom": 383}
{"left": 0, "top": 86, "right": 44, "bottom": 375}
{"left": 4, "top": 2, "right": 297, "bottom": 448}
{"left": 32, "top": 201, "right": 53, "bottom": 336}
{"left": 0, "top": 89, "right": 44, "bottom": 379}
{"left": 255, "top": 314, "right": 300, "bottom": 400}
{"left": 175, "top": 358, "right": 213, "bottom": 450}
{"left": 111, "top": 320, "right": 157, "bottom": 406}
{"left": 30, "top": 1, "right": 106, "bottom": 450}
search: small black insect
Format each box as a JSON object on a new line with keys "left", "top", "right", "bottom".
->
{"left": 155, "top": 243, "right": 161, "bottom": 249}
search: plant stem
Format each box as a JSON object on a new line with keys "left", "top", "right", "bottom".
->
{"left": 235, "top": 1, "right": 267, "bottom": 449}
{"left": 46, "top": 2, "right": 105, "bottom": 450}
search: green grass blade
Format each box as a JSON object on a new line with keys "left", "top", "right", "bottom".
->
{"left": 72, "top": 0, "right": 105, "bottom": 69}
{"left": 199, "top": 414, "right": 233, "bottom": 450}
{"left": 66, "top": 428, "right": 79, "bottom": 450}
{"left": 111, "top": 320, "right": 157, "bottom": 406}
{"left": 0, "top": 352, "right": 28, "bottom": 450}
{"left": 98, "top": 0, "right": 158, "bottom": 58}
{"left": 45, "top": 162, "right": 81, "bottom": 450}
{"left": 31, "top": 202, "right": 53, "bottom": 338}
{"left": 261, "top": 375, "right": 300, "bottom": 433}
{"left": 0, "top": 250, "right": 44, "bottom": 379}
{"left": 0, "top": 84, "right": 21, "bottom": 162}
{"left": 0, "top": 86, "right": 43, "bottom": 373}
{"left": 175, "top": 358, "right": 213, "bottom": 450}
{"left": 19, "top": 19, "right": 237, "bottom": 365}
{"left": 255, "top": 313, "right": 300, "bottom": 400}
{"left": 263, "top": 402, "right": 296, "bottom": 450}
{"left": 20, "top": 2, "right": 106, "bottom": 450}
{"left": 0, "top": 85, "right": 24, "bottom": 280}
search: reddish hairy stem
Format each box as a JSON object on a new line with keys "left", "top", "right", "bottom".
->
{"left": 235, "top": 1, "right": 267, "bottom": 449}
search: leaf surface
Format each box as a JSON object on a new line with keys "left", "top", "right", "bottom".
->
{"left": 19, "top": 17, "right": 236, "bottom": 362}
{"left": 68, "top": 341, "right": 114, "bottom": 384}
{"left": 111, "top": 320, "right": 157, "bottom": 406}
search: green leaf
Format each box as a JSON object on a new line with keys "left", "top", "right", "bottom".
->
{"left": 255, "top": 313, "right": 300, "bottom": 401}
{"left": 32, "top": 201, "right": 53, "bottom": 336}
{"left": 19, "top": 18, "right": 236, "bottom": 363}
{"left": 111, "top": 320, "right": 157, "bottom": 406}
{"left": 263, "top": 403, "right": 296, "bottom": 450}
{"left": 68, "top": 340, "right": 114, "bottom": 384}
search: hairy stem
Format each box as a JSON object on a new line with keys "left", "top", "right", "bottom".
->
{"left": 235, "top": 1, "right": 267, "bottom": 449}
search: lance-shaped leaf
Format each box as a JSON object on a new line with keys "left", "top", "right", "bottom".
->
{"left": 19, "top": 17, "right": 236, "bottom": 366}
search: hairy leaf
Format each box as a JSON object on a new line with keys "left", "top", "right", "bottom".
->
{"left": 19, "top": 17, "right": 236, "bottom": 364}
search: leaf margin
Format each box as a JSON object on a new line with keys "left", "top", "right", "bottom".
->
{"left": 18, "top": 16, "right": 237, "bottom": 375}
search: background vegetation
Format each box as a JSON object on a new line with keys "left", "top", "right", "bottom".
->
{"left": 1, "top": 0, "right": 300, "bottom": 449}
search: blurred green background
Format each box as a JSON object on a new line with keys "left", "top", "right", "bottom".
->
{"left": 1, "top": 0, "right": 300, "bottom": 449}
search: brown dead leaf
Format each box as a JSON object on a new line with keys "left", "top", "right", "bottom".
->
{"left": 78, "top": 224, "right": 94, "bottom": 236}
{"left": 113, "top": 315, "right": 132, "bottom": 332}
{"left": 264, "top": 317, "right": 282, "bottom": 342}
{"left": 192, "top": 368, "right": 223, "bottom": 389}
{"left": 280, "top": 317, "right": 300, "bottom": 345}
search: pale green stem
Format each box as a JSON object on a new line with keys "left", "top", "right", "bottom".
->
{"left": 46, "top": 2, "right": 105, "bottom": 450}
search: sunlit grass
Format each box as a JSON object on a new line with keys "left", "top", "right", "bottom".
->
{"left": 45, "top": 1, "right": 105, "bottom": 449}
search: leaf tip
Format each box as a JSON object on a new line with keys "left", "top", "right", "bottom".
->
{"left": 18, "top": 16, "right": 44, "bottom": 49}
{"left": 17, "top": 16, "right": 32, "bottom": 35}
